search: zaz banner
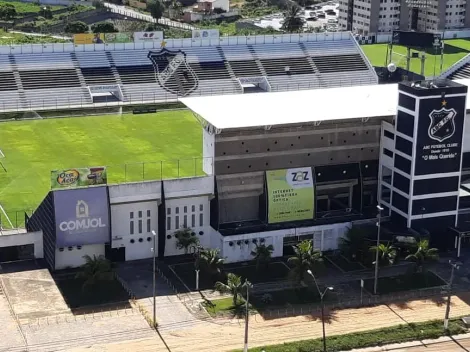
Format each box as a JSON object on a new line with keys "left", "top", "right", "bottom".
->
{"left": 266, "top": 167, "right": 315, "bottom": 224}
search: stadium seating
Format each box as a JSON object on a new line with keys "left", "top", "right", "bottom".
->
{"left": 447, "top": 63, "right": 470, "bottom": 80}
{"left": 0, "top": 35, "right": 377, "bottom": 111}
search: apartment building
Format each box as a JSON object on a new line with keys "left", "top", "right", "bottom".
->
{"left": 338, "top": 0, "right": 470, "bottom": 35}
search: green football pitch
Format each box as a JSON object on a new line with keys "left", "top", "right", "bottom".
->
{"left": 361, "top": 39, "right": 470, "bottom": 77}
{"left": 0, "top": 111, "right": 202, "bottom": 219}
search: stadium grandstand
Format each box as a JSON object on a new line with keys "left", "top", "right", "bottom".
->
{"left": 438, "top": 51, "right": 470, "bottom": 80}
{"left": 0, "top": 32, "right": 377, "bottom": 112}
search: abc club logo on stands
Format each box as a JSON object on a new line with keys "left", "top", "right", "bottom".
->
{"left": 59, "top": 200, "right": 106, "bottom": 233}
{"left": 428, "top": 106, "right": 457, "bottom": 143}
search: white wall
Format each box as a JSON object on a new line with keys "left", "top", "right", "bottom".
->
{"left": 0, "top": 32, "right": 354, "bottom": 55}
{"left": 463, "top": 115, "right": 470, "bottom": 153}
{"left": 202, "top": 129, "right": 215, "bottom": 176}
{"left": 164, "top": 195, "right": 212, "bottom": 256}
{"left": 0, "top": 230, "right": 43, "bottom": 258}
{"left": 108, "top": 181, "right": 162, "bottom": 204}
{"left": 220, "top": 221, "right": 351, "bottom": 263}
{"left": 54, "top": 244, "right": 104, "bottom": 270}
{"left": 213, "top": 0, "right": 229, "bottom": 12}
{"left": 111, "top": 201, "right": 159, "bottom": 261}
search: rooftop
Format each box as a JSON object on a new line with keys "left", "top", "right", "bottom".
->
{"left": 181, "top": 78, "right": 470, "bottom": 130}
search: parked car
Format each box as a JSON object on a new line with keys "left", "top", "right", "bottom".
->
{"left": 306, "top": 17, "right": 318, "bottom": 21}
{"left": 317, "top": 13, "right": 326, "bottom": 18}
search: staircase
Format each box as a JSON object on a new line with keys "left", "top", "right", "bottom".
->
{"left": 105, "top": 51, "right": 128, "bottom": 101}
{"left": 247, "top": 45, "right": 267, "bottom": 76}
{"left": 299, "top": 42, "right": 327, "bottom": 88}
{"left": 449, "top": 63, "right": 470, "bottom": 80}
{"left": 69, "top": 52, "right": 93, "bottom": 104}
{"left": 216, "top": 46, "right": 243, "bottom": 94}
{"left": 8, "top": 55, "right": 27, "bottom": 109}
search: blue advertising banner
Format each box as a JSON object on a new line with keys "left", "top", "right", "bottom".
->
{"left": 54, "top": 186, "right": 110, "bottom": 248}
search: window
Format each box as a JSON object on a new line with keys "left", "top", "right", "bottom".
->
{"left": 130, "top": 212, "right": 134, "bottom": 219}
{"left": 184, "top": 206, "right": 187, "bottom": 213}
{"left": 130, "top": 220, "right": 134, "bottom": 235}
{"left": 167, "top": 216, "right": 171, "bottom": 231}
{"left": 191, "top": 214, "right": 195, "bottom": 227}
{"left": 175, "top": 215, "right": 180, "bottom": 229}
{"left": 138, "top": 211, "right": 142, "bottom": 218}
{"left": 147, "top": 210, "right": 151, "bottom": 217}
{"left": 138, "top": 219, "right": 142, "bottom": 233}
{"left": 199, "top": 204, "right": 203, "bottom": 211}
{"left": 176, "top": 207, "right": 180, "bottom": 214}
{"left": 167, "top": 208, "right": 171, "bottom": 215}
{"left": 192, "top": 205, "right": 195, "bottom": 212}
{"left": 183, "top": 215, "right": 187, "bottom": 228}
{"left": 147, "top": 218, "right": 151, "bottom": 233}
{"left": 199, "top": 213, "right": 203, "bottom": 227}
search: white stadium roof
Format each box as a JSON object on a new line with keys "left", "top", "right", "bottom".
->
{"left": 181, "top": 79, "right": 470, "bottom": 130}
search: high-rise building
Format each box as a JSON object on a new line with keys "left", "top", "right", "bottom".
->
{"left": 338, "top": 0, "right": 470, "bottom": 36}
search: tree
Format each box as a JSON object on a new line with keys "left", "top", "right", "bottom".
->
{"left": 0, "top": 4, "right": 17, "bottom": 20}
{"left": 92, "top": 0, "right": 106, "bottom": 9}
{"left": 147, "top": 0, "right": 165, "bottom": 21}
{"left": 405, "top": 239, "right": 439, "bottom": 273}
{"left": 75, "top": 255, "right": 114, "bottom": 291}
{"left": 40, "top": 5, "right": 53, "bottom": 19}
{"left": 338, "top": 226, "right": 367, "bottom": 261}
{"left": 281, "top": 4, "right": 304, "bottom": 32}
{"left": 214, "top": 273, "right": 248, "bottom": 306}
{"left": 370, "top": 243, "right": 397, "bottom": 267}
{"left": 251, "top": 243, "right": 274, "bottom": 271}
{"left": 113, "top": 19, "right": 147, "bottom": 33}
{"left": 287, "top": 240, "right": 322, "bottom": 284}
{"left": 91, "top": 21, "right": 118, "bottom": 33}
{"left": 174, "top": 228, "right": 199, "bottom": 254}
{"left": 167, "top": 0, "right": 183, "bottom": 18}
{"left": 65, "top": 21, "right": 89, "bottom": 34}
{"left": 200, "top": 248, "right": 224, "bottom": 277}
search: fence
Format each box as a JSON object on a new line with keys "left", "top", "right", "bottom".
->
{"left": 0, "top": 209, "right": 33, "bottom": 230}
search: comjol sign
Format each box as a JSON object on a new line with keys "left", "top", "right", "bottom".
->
{"left": 51, "top": 166, "right": 107, "bottom": 189}
{"left": 54, "top": 187, "right": 110, "bottom": 247}
{"left": 266, "top": 167, "right": 314, "bottom": 224}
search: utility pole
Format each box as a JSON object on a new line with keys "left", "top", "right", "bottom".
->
{"left": 151, "top": 230, "right": 157, "bottom": 328}
{"left": 374, "top": 205, "right": 384, "bottom": 295}
{"left": 444, "top": 260, "right": 461, "bottom": 329}
{"left": 243, "top": 280, "right": 252, "bottom": 352}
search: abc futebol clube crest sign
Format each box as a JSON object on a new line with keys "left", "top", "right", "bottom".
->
{"left": 422, "top": 99, "right": 459, "bottom": 162}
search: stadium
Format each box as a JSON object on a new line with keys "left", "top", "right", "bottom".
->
{"left": 0, "top": 30, "right": 469, "bottom": 270}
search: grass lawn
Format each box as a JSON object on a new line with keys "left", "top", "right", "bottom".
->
{"left": 0, "top": 0, "right": 63, "bottom": 13}
{"left": 0, "top": 30, "right": 69, "bottom": 45}
{"left": 55, "top": 277, "right": 130, "bottom": 308}
{"left": 363, "top": 271, "right": 446, "bottom": 295}
{"left": 325, "top": 254, "right": 365, "bottom": 272}
{"left": 202, "top": 297, "right": 247, "bottom": 317}
{"left": 243, "top": 318, "right": 466, "bottom": 352}
{"left": 0, "top": 111, "right": 202, "bottom": 215}
{"left": 361, "top": 39, "right": 470, "bottom": 76}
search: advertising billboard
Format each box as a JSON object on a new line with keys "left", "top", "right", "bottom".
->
{"left": 266, "top": 167, "right": 314, "bottom": 224}
{"left": 51, "top": 167, "right": 107, "bottom": 190}
{"left": 134, "top": 31, "right": 164, "bottom": 42}
{"left": 73, "top": 33, "right": 105, "bottom": 45}
{"left": 54, "top": 186, "right": 110, "bottom": 247}
{"left": 192, "top": 29, "right": 219, "bottom": 39}
{"left": 104, "top": 32, "right": 134, "bottom": 43}
{"left": 414, "top": 95, "right": 466, "bottom": 176}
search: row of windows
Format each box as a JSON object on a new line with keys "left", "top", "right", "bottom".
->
{"left": 167, "top": 213, "right": 204, "bottom": 231}
{"left": 167, "top": 204, "right": 203, "bottom": 215}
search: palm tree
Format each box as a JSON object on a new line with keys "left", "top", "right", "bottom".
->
{"left": 214, "top": 273, "right": 248, "bottom": 306}
{"left": 405, "top": 239, "right": 439, "bottom": 273}
{"left": 175, "top": 228, "right": 199, "bottom": 254}
{"left": 287, "top": 240, "right": 323, "bottom": 284}
{"left": 281, "top": 4, "right": 304, "bottom": 33}
{"left": 370, "top": 243, "right": 397, "bottom": 267}
{"left": 251, "top": 243, "right": 274, "bottom": 271}
{"left": 338, "top": 226, "right": 366, "bottom": 261}
{"left": 75, "top": 255, "right": 114, "bottom": 292}
{"left": 200, "top": 248, "right": 225, "bottom": 277}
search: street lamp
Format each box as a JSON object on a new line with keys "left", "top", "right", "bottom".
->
{"left": 243, "top": 279, "right": 253, "bottom": 352}
{"left": 444, "top": 260, "right": 461, "bottom": 329}
{"left": 307, "top": 269, "right": 333, "bottom": 352}
{"left": 374, "top": 205, "right": 384, "bottom": 295}
{"left": 151, "top": 230, "right": 157, "bottom": 328}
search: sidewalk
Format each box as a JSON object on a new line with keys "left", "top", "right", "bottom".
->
{"left": 158, "top": 293, "right": 470, "bottom": 352}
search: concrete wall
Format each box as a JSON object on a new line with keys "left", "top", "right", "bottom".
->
{"left": 5, "top": 0, "right": 94, "bottom": 5}
{"left": 54, "top": 243, "right": 104, "bottom": 270}
{"left": 0, "top": 230, "right": 43, "bottom": 258}
{"left": 108, "top": 180, "right": 162, "bottom": 204}
{"left": 220, "top": 221, "right": 351, "bottom": 263}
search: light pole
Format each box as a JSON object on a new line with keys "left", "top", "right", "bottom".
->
{"left": 307, "top": 269, "right": 333, "bottom": 352}
{"left": 193, "top": 245, "right": 202, "bottom": 291}
{"left": 444, "top": 260, "right": 461, "bottom": 329}
{"left": 374, "top": 205, "right": 384, "bottom": 295}
{"left": 151, "top": 230, "right": 157, "bottom": 328}
{"left": 243, "top": 279, "right": 253, "bottom": 352}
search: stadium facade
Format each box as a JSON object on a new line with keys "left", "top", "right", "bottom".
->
{"left": 15, "top": 77, "right": 470, "bottom": 270}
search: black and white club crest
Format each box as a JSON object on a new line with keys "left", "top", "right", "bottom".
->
{"left": 428, "top": 107, "right": 457, "bottom": 142}
{"left": 147, "top": 48, "right": 198, "bottom": 97}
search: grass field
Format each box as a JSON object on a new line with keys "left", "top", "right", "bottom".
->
{"left": 0, "top": 0, "right": 63, "bottom": 13}
{"left": 362, "top": 38, "right": 470, "bottom": 77}
{"left": 0, "top": 30, "right": 69, "bottom": 45}
{"left": 0, "top": 111, "right": 202, "bottom": 217}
